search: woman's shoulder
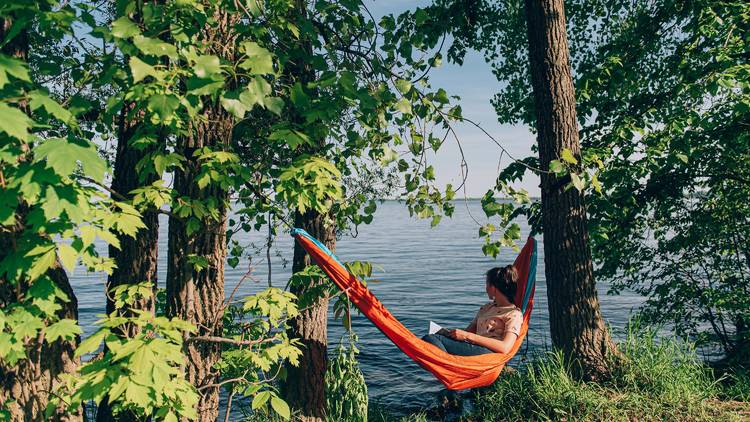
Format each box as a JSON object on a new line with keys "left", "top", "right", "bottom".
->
{"left": 500, "top": 304, "right": 522, "bottom": 317}
{"left": 479, "top": 301, "right": 495, "bottom": 311}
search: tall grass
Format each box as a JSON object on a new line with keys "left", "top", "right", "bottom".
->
{"left": 468, "top": 326, "right": 745, "bottom": 421}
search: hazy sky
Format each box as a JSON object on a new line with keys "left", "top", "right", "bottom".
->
{"left": 367, "top": 0, "right": 541, "bottom": 197}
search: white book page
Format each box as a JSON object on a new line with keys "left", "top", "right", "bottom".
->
{"left": 428, "top": 320, "right": 443, "bottom": 335}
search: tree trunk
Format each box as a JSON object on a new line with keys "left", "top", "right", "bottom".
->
{"left": 96, "top": 102, "right": 160, "bottom": 422}
{"left": 0, "top": 261, "right": 81, "bottom": 422}
{"left": 0, "top": 16, "right": 81, "bottom": 422}
{"left": 166, "top": 103, "right": 232, "bottom": 421}
{"left": 282, "top": 210, "right": 335, "bottom": 421}
{"left": 523, "top": 0, "right": 615, "bottom": 380}
{"left": 277, "top": 2, "right": 333, "bottom": 419}
{"left": 164, "top": 9, "right": 242, "bottom": 420}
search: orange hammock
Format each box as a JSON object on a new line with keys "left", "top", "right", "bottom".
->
{"left": 292, "top": 229, "right": 538, "bottom": 390}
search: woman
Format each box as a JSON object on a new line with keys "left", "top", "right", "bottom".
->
{"left": 422, "top": 265, "right": 523, "bottom": 356}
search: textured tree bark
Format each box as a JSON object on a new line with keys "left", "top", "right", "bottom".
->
{"left": 282, "top": 210, "right": 335, "bottom": 422}
{"left": 166, "top": 104, "right": 233, "bottom": 422}
{"left": 0, "top": 16, "right": 81, "bottom": 422}
{"left": 276, "top": 2, "right": 334, "bottom": 419}
{"left": 95, "top": 101, "right": 160, "bottom": 422}
{"left": 523, "top": 0, "right": 615, "bottom": 380}
{"left": 0, "top": 261, "right": 81, "bottom": 422}
{"left": 165, "top": 12, "right": 238, "bottom": 421}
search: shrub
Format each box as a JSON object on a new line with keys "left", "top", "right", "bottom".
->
{"left": 326, "top": 334, "right": 369, "bottom": 422}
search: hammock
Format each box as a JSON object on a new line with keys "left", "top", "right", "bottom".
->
{"left": 291, "top": 228, "right": 538, "bottom": 390}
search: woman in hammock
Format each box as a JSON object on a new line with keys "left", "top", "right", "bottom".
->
{"left": 422, "top": 265, "right": 523, "bottom": 356}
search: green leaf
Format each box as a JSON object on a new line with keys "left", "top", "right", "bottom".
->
{"left": 395, "top": 79, "right": 412, "bottom": 94}
{"left": 570, "top": 172, "right": 585, "bottom": 191}
{"left": 241, "top": 76, "right": 273, "bottom": 110}
{"left": 34, "top": 137, "right": 107, "bottom": 180}
{"left": 125, "top": 381, "right": 151, "bottom": 409}
{"left": 252, "top": 391, "right": 271, "bottom": 410}
{"left": 13, "top": 316, "right": 43, "bottom": 340}
{"left": 45, "top": 319, "right": 82, "bottom": 342}
{"left": 75, "top": 329, "right": 107, "bottom": 357}
{"left": 220, "top": 94, "right": 248, "bottom": 119}
{"left": 57, "top": 243, "right": 78, "bottom": 272}
{"left": 28, "top": 277, "right": 56, "bottom": 300}
{"left": 240, "top": 42, "right": 274, "bottom": 74}
{"left": 549, "top": 159, "right": 566, "bottom": 175}
{"left": 561, "top": 149, "right": 578, "bottom": 165}
{"left": 186, "top": 76, "right": 224, "bottom": 96}
{"left": 591, "top": 172, "right": 602, "bottom": 194}
{"left": 271, "top": 396, "right": 291, "bottom": 420}
{"left": 193, "top": 55, "right": 221, "bottom": 78}
{"left": 265, "top": 97, "right": 284, "bottom": 115}
{"left": 0, "top": 103, "right": 33, "bottom": 141}
{"left": 27, "top": 246, "right": 57, "bottom": 282}
{"left": 133, "top": 35, "right": 177, "bottom": 59}
{"left": 28, "top": 91, "right": 73, "bottom": 124}
{"left": 111, "top": 17, "right": 140, "bottom": 38}
{"left": 290, "top": 83, "right": 310, "bottom": 108}
{"left": 269, "top": 129, "right": 310, "bottom": 149}
{"left": 395, "top": 97, "right": 412, "bottom": 114}
{"left": 148, "top": 94, "right": 180, "bottom": 123}
{"left": 129, "top": 57, "right": 158, "bottom": 83}
{"left": 0, "top": 54, "right": 30, "bottom": 88}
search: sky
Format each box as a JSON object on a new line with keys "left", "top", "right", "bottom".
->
{"left": 366, "top": 0, "right": 541, "bottom": 197}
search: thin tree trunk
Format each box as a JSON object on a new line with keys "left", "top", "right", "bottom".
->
{"left": 277, "top": 2, "right": 333, "bottom": 419}
{"left": 282, "top": 210, "right": 335, "bottom": 421}
{"left": 95, "top": 103, "right": 160, "bottom": 422}
{"left": 0, "top": 16, "right": 81, "bottom": 422}
{"left": 523, "top": 0, "right": 615, "bottom": 380}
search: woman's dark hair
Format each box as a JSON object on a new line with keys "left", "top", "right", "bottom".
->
{"left": 486, "top": 265, "right": 519, "bottom": 302}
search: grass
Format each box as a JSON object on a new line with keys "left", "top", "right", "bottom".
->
{"left": 464, "top": 326, "right": 750, "bottom": 421}
{"left": 237, "top": 326, "right": 750, "bottom": 421}
{"left": 368, "top": 405, "right": 429, "bottom": 422}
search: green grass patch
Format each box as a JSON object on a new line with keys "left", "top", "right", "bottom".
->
{"left": 466, "top": 327, "right": 749, "bottom": 421}
{"left": 368, "top": 405, "right": 429, "bottom": 422}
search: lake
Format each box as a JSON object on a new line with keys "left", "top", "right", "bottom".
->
{"left": 70, "top": 200, "right": 644, "bottom": 416}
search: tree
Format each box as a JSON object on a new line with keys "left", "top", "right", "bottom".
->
{"left": 100, "top": 1, "right": 282, "bottom": 418}
{"left": 226, "top": 3, "right": 466, "bottom": 418}
{"left": 0, "top": 5, "right": 81, "bottom": 420}
{"left": 570, "top": 0, "right": 750, "bottom": 360}
{"left": 438, "top": 0, "right": 749, "bottom": 359}
{"left": 522, "top": 0, "right": 615, "bottom": 379}
{"left": 0, "top": 2, "right": 138, "bottom": 419}
{"left": 96, "top": 11, "right": 162, "bottom": 422}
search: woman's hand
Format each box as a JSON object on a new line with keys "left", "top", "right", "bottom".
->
{"left": 444, "top": 329, "right": 472, "bottom": 342}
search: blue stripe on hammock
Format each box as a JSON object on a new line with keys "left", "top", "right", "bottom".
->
{"left": 291, "top": 228, "right": 346, "bottom": 268}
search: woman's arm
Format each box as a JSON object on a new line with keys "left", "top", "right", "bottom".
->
{"left": 445, "top": 329, "right": 518, "bottom": 354}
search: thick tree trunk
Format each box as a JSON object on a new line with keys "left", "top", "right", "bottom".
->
{"left": 523, "top": 0, "right": 615, "bottom": 380}
{"left": 166, "top": 104, "right": 232, "bottom": 421}
{"left": 164, "top": 10, "right": 239, "bottom": 421}
{"left": 282, "top": 210, "right": 335, "bottom": 421}
{"left": 0, "top": 264, "right": 80, "bottom": 422}
{"left": 96, "top": 104, "right": 160, "bottom": 422}
{"left": 0, "top": 16, "right": 82, "bottom": 422}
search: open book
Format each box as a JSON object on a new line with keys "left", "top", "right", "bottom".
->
{"left": 428, "top": 320, "right": 443, "bottom": 335}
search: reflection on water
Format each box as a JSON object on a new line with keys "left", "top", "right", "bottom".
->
{"left": 71, "top": 200, "right": 643, "bottom": 416}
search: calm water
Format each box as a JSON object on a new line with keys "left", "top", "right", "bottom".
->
{"left": 71, "top": 200, "right": 644, "bottom": 415}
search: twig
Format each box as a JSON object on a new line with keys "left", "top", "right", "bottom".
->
{"left": 185, "top": 335, "right": 273, "bottom": 347}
